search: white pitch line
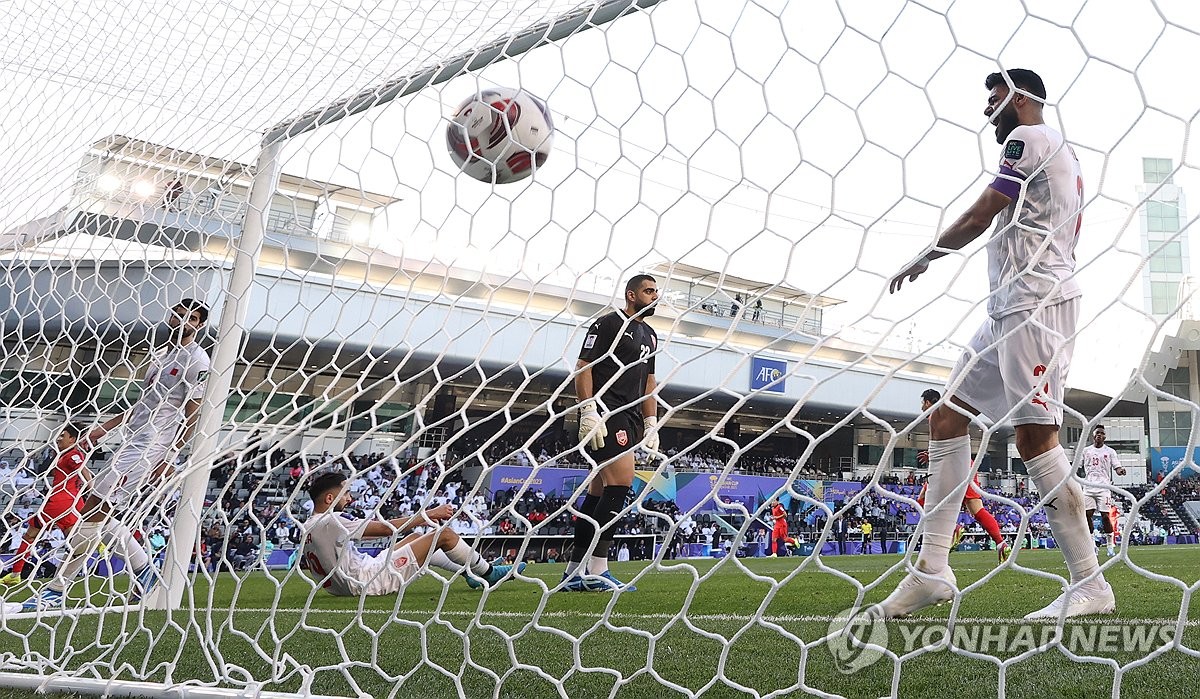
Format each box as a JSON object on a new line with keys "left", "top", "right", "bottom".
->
{"left": 228, "top": 608, "right": 1200, "bottom": 627}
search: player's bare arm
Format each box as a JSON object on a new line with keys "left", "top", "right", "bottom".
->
{"left": 361, "top": 504, "right": 456, "bottom": 538}
{"left": 889, "top": 187, "right": 1014, "bottom": 293}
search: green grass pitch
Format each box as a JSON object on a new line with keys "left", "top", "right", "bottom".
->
{"left": 2, "top": 546, "right": 1198, "bottom": 698}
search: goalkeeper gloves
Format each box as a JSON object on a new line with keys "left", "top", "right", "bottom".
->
{"left": 643, "top": 415, "right": 660, "bottom": 453}
{"left": 579, "top": 403, "right": 607, "bottom": 450}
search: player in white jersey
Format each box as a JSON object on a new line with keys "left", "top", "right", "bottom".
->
{"left": 300, "top": 471, "right": 523, "bottom": 596}
{"left": 1080, "top": 426, "right": 1126, "bottom": 557}
{"left": 877, "top": 69, "right": 1114, "bottom": 620}
{"left": 21, "top": 300, "right": 212, "bottom": 611}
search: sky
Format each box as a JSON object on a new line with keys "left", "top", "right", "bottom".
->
{"left": 3, "top": 0, "right": 1200, "bottom": 400}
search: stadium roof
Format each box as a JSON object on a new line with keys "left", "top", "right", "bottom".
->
{"left": 647, "top": 262, "right": 844, "bottom": 307}
{"left": 89, "top": 135, "right": 403, "bottom": 210}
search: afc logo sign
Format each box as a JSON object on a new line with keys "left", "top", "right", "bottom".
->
{"left": 750, "top": 357, "right": 787, "bottom": 394}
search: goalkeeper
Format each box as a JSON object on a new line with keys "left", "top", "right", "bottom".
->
{"left": 299, "top": 471, "right": 523, "bottom": 596}
{"left": 565, "top": 274, "right": 660, "bottom": 592}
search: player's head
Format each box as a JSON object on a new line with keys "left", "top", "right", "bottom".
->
{"left": 170, "top": 298, "right": 209, "bottom": 341}
{"left": 984, "top": 68, "right": 1046, "bottom": 144}
{"left": 307, "top": 471, "right": 351, "bottom": 512}
{"left": 624, "top": 274, "right": 658, "bottom": 318}
{"left": 920, "top": 388, "right": 941, "bottom": 411}
{"left": 1093, "top": 425, "right": 1106, "bottom": 446}
{"left": 56, "top": 422, "right": 84, "bottom": 451}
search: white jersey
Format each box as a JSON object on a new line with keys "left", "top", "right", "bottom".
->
{"left": 126, "top": 342, "right": 210, "bottom": 442}
{"left": 1081, "top": 444, "right": 1121, "bottom": 488}
{"left": 986, "top": 124, "right": 1084, "bottom": 319}
{"left": 300, "top": 512, "right": 374, "bottom": 596}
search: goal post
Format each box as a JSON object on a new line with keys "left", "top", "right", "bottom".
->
{"left": 154, "top": 0, "right": 667, "bottom": 614}
{"left": 0, "top": 1, "right": 1196, "bottom": 698}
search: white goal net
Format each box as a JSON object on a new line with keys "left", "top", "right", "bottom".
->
{"left": 1, "top": 1, "right": 1198, "bottom": 697}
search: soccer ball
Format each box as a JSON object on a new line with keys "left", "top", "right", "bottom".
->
{"left": 446, "top": 87, "right": 553, "bottom": 184}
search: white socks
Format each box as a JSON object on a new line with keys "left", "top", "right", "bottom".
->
{"left": 442, "top": 540, "right": 491, "bottom": 576}
{"left": 1025, "top": 446, "right": 1102, "bottom": 587}
{"left": 588, "top": 555, "right": 610, "bottom": 576}
{"left": 51, "top": 520, "right": 104, "bottom": 592}
{"left": 103, "top": 520, "right": 149, "bottom": 573}
{"left": 916, "top": 435, "right": 973, "bottom": 574}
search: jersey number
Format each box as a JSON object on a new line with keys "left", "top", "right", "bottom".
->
{"left": 302, "top": 552, "right": 333, "bottom": 589}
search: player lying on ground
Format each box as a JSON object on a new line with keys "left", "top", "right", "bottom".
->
{"left": 879, "top": 68, "right": 1113, "bottom": 620}
{"left": 1080, "top": 425, "right": 1126, "bottom": 557}
{"left": 1, "top": 423, "right": 91, "bottom": 586}
{"left": 300, "top": 471, "right": 523, "bottom": 595}
{"left": 22, "top": 299, "right": 212, "bottom": 612}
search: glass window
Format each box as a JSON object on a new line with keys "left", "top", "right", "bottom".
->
{"left": 1152, "top": 281, "right": 1179, "bottom": 315}
{"left": 1158, "top": 409, "right": 1192, "bottom": 446}
{"left": 1163, "top": 367, "right": 1191, "bottom": 400}
{"left": 1143, "top": 157, "right": 1174, "bottom": 185}
{"left": 1147, "top": 201, "right": 1180, "bottom": 234}
{"left": 1149, "top": 241, "right": 1183, "bottom": 273}
{"left": 349, "top": 400, "right": 412, "bottom": 434}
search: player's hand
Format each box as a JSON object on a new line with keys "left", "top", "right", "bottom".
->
{"left": 889, "top": 253, "right": 931, "bottom": 293}
{"left": 643, "top": 415, "right": 660, "bottom": 452}
{"left": 579, "top": 403, "right": 607, "bottom": 450}
{"left": 424, "top": 504, "right": 455, "bottom": 522}
{"left": 1116, "top": 467, "right": 1127, "bottom": 476}
{"left": 917, "top": 450, "right": 929, "bottom": 466}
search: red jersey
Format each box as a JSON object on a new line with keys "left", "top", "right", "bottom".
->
{"left": 47, "top": 444, "right": 88, "bottom": 501}
{"left": 771, "top": 503, "right": 787, "bottom": 528}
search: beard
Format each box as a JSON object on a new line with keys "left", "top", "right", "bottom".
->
{"left": 633, "top": 301, "right": 655, "bottom": 317}
{"left": 994, "top": 103, "right": 1020, "bottom": 144}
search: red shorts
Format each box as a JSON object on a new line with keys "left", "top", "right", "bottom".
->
{"left": 31, "top": 496, "right": 82, "bottom": 531}
{"left": 773, "top": 524, "right": 789, "bottom": 538}
{"left": 917, "top": 477, "right": 984, "bottom": 507}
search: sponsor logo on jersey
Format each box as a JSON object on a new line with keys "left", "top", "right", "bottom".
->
{"left": 615, "top": 429, "right": 628, "bottom": 446}
{"left": 1004, "top": 139, "right": 1025, "bottom": 160}
{"left": 583, "top": 334, "right": 597, "bottom": 350}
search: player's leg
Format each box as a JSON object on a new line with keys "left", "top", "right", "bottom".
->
{"left": 401, "top": 528, "right": 524, "bottom": 588}
{"left": 24, "top": 445, "right": 157, "bottom": 610}
{"left": 965, "top": 497, "right": 1004, "bottom": 546}
{"left": 1000, "top": 300, "right": 1112, "bottom": 619}
{"left": 2, "top": 519, "right": 45, "bottom": 584}
{"left": 1101, "top": 500, "right": 1117, "bottom": 557}
{"left": 567, "top": 409, "right": 638, "bottom": 591}
{"left": 563, "top": 477, "right": 604, "bottom": 588}
{"left": 877, "top": 321, "right": 1002, "bottom": 618}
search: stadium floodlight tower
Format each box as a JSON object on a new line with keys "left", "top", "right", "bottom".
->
{"left": 155, "top": 0, "right": 666, "bottom": 614}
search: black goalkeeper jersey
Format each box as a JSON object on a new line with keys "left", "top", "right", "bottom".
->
{"left": 578, "top": 310, "right": 657, "bottom": 413}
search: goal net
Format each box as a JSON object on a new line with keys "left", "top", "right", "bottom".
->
{"left": 1, "top": 1, "right": 1197, "bottom": 697}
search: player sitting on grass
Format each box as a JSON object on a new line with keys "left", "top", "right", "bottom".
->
{"left": 300, "top": 471, "right": 523, "bottom": 596}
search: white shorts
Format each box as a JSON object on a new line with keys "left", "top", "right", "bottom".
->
{"left": 948, "top": 298, "right": 1078, "bottom": 427}
{"left": 357, "top": 544, "right": 422, "bottom": 596}
{"left": 90, "top": 439, "right": 174, "bottom": 507}
{"left": 1083, "top": 489, "right": 1112, "bottom": 512}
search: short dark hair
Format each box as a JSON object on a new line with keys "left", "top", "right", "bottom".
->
{"left": 985, "top": 69, "right": 1047, "bottom": 101}
{"left": 921, "top": 389, "right": 941, "bottom": 404}
{"left": 625, "top": 274, "right": 656, "bottom": 296}
{"left": 306, "top": 471, "right": 346, "bottom": 501}
{"left": 177, "top": 298, "right": 210, "bottom": 324}
{"left": 1094, "top": 425, "right": 1106, "bottom": 433}
{"left": 60, "top": 422, "right": 84, "bottom": 439}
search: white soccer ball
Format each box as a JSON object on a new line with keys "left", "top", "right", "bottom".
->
{"left": 446, "top": 87, "right": 553, "bottom": 184}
